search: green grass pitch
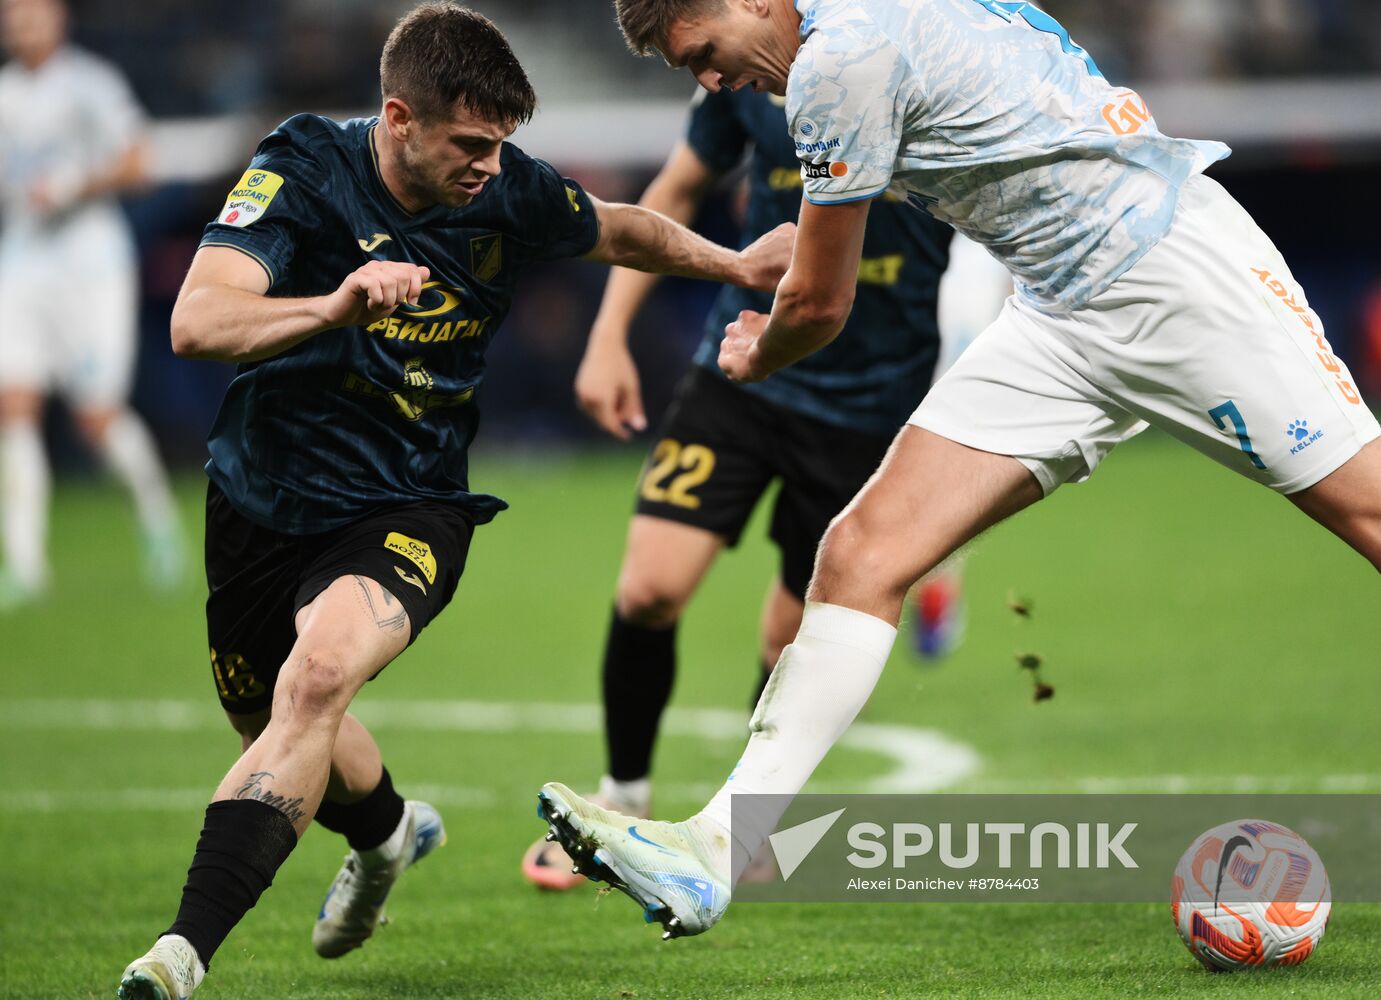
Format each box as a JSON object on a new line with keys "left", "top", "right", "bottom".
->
{"left": 1, "top": 430, "right": 1378, "bottom": 997}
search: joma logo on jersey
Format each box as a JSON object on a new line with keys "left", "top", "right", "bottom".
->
{"left": 1251, "top": 267, "right": 1362, "bottom": 405}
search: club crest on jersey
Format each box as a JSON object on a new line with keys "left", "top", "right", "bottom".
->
{"left": 470, "top": 234, "right": 503, "bottom": 283}
{"left": 218, "top": 169, "right": 285, "bottom": 228}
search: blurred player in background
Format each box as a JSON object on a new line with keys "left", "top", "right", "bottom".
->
{"left": 521, "top": 85, "right": 1007, "bottom": 889}
{"left": 0, "top": 0, "right": 182, "bottom": 607}
{"left": 115, "top": 5, "right": 792, "bottom": 998}
{"left": 540, "top": 0, "right": 1381, "bottom": 942}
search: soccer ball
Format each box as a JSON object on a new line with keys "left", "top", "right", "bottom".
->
{"left": 1171, "top": 819, "right": 1330, "bottom": 971}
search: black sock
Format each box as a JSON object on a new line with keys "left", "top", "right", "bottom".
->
{"left": 751, "top": 659, "right": 772, "bottom": 711}
{"left": 313, "top": 766, "right": 406, "bottom": 851}
{"left": 164, "top": 799, "right": 299, "bottom": 969}
{"left": 602, "top": 608, "right": 676, "bottom": 781}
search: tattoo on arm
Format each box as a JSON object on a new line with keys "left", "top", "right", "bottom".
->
{"left": 352, "top": 575, "right": 408, "bottom": 633}
{"left": 233, "top": 770, "right": 308, "bottom": 825}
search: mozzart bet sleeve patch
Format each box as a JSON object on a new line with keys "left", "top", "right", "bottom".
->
{"left": 217, "top": 168, "right": 286, "bottom": 228}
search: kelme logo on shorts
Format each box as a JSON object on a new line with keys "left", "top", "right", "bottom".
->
{"left": 385, "top": 531, "right": 437, "bottom": 585}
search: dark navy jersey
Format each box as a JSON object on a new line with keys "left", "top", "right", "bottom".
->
{"left": 685, "top": 88, "right": 953, "bottom": 437}
{"left": 200, "top": 114, "right": 599, "bottom": 533}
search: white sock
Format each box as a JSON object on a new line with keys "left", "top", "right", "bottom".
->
{"left": 1, "top": 422, "right": 51, "bottom": 590}
{"left": 699, "top": 602, "right": 896, "bottom": 883}
{"left": 598, "top": 774, "right": 651, "bottom": 815}
{"left": 99, "top": 411, "right": 178, "bottom": 538}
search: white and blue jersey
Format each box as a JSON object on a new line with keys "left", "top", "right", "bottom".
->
{"left": 788, "top": 0, "right": 1230, "bottom": 311}
{"left": 685, "top": 87, "right": 953, "bottom": 436}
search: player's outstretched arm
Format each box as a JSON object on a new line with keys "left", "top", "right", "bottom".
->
{"left": 578, "top": 142, "right": 719, "bottom": 439}
{"left": 171, "top": 248, "right": 428, "bottom": 363}
{"left": 719, "top": 197, "right": 871, "bottom": 384}
{"left": 585, "top": 196, "right": 793, "bottom": 294}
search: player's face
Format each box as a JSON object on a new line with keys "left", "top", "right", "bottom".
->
{"left": 402, "top": 104, "right": 513, "bottom": 210}
{"left": 1, "top": 0, "right": 66, "bottom": 66}
{"left": 661, "top": 0, "right": 797, "bottom": 97}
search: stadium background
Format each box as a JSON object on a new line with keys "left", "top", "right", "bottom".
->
{"left": 31, "top": 0, "right": 1381, "bottom": 465}
{"left": 4, "top": 2, "right": 1381, "bottom": 997}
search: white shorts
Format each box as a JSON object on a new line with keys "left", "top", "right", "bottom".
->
{"left": 912, "top": 175, "right": 1380, "bottom": 496}
{"left": 0, "top": 265, "right": 138, "bottom": 407}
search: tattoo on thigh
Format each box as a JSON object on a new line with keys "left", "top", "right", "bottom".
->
{"left": 352, "top": 575, "right": 408, "bottom": 633}
{"left": 233, "top": 770, "right": 308, "bottom": 825}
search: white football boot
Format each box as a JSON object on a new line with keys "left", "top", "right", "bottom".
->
{"left": 312, "top": 799, "right": 446, "bottom": 957}
{"left": 117, "top": 934, "right": 205, "bottom": 1000}
{"left": 537, "top": 782, "right": 731, "bottom": 939}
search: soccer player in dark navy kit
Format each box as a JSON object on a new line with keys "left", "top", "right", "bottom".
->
{"left": 521, "top": 85, "right": 1004, "bottom": 888}
{"left": 117, "top": 6, "right": 792, "bottom": 997}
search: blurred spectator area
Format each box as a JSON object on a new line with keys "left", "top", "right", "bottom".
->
{"left": 70, "top": 0, "right": 1381, "bottom": 116}
{"left": 34, "top": 0, "right": 1381, "bottom": 464}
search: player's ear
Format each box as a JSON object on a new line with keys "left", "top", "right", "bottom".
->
{"left": 382, "top": 97, "right": 416, "bottom": 140}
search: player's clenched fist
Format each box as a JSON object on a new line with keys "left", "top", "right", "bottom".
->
{"left": 322, "top": 260, "right": 431, "bottom": 328}
{"left": 718, "top": 309, "right": 772, "bottom": 384}
{"left": 737, "top": 222, "right": 795, "bottom": 292}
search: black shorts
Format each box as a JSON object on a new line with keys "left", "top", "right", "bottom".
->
{"left": 634, "top": 367, "right": 894, "bottom": 599}
{"left": 204, "top": 481, "right": 474, "bottom": 716}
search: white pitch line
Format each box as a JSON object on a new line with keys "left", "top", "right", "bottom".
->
{"left": 0, "top": 699, "right": 982, "bottom": 808}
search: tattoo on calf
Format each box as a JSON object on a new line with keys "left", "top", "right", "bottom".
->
{"left": 352, "top": 575, "right": 408, "bottom": 633}
{"left": 233, "top": 770, "right": 308, "bottom": 825}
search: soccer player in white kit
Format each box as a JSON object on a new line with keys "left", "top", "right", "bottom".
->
{"left": 0, "top": 0, "right": 182, "bottom": 606}
{"left": 538, "top": 0, "right": 1381, "bottom": 940}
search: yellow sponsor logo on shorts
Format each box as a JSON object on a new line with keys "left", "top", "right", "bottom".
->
{"left": 385, "top": 531, "right": 437, "bottom": 585}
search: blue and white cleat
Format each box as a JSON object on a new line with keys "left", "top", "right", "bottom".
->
{"left": 537, "top": 782, "right": 731, "bottom": 940}
{"left": 117, "top": 934, "right": 204, "bottom": 1000}
{"left": 312, "top": 799, "right": 446, "bottom": 957}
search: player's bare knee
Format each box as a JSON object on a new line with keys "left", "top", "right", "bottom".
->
{"left": 615, "top": 575, "right": 686, "bottom": 628}
{"left": 275, "top": 651, "right": 351, "bottom": 722}
{"left": 811, "top": 509, "right": 914, "bottom": 606}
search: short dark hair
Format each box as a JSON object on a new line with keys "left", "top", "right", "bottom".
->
{"left": 614, "top": 0, "right": 726, "bottom": 57}
{"left": 380, "top": 3, "right": 536, "bottom": 126}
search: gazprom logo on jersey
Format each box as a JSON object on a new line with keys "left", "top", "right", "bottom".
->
{"left": 795, "top": 136, "right": 842, "bottom": 154}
